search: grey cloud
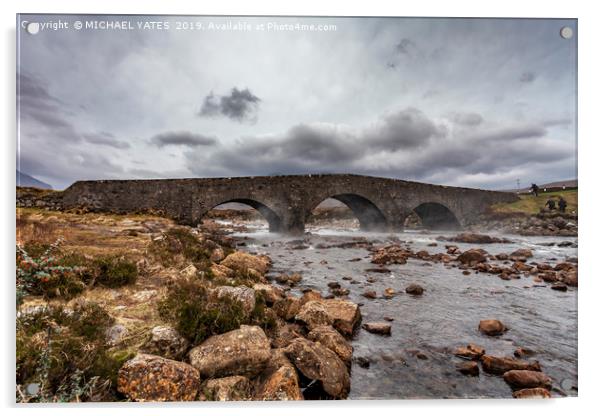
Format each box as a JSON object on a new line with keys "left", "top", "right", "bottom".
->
{"left": 365, "top": 108, "right": 446, "bottom": 150}
{"left": 150, "top": 131, "right": 217, "bottom": 148}
{"left": 451, "top": 112, "right": 484, "bottom": 126}
{"left": 395, "top": 38, "right": 417, "bottom": 55}
{"left": 199, "top": 88, "right": 261, "bottom": 123}
{"left": 83, "top": 132, "right": 130, "bottom": 149}
{"left": 520, "top": 71, "right": 536, "bottom": 83}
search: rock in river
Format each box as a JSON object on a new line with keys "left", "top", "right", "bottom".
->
{"left": 308, "top": 325, "right": 353, "bottom": 363}
{"left": 254, "top": 349, "right": 303, "bottom": 401}
{"left": 456, "top": 361, "right": 479, "bottom": 376}
{"left": 457, "top": 249, "right": 488, "bottom": 265}
{"left": 188, "top": 325, "right": 271, "bottom": 379}
{"left": 503, "top": 370, "right": 552, "bottom": 390}
{"left": 362, "top": 322, "right": 392, "bottom": 336}
{"left": 221, "top": 252, "right": 270, "bottom": 277}
{"left": 284, "top": 337, "right": 350, "bottom": 399}
{"left": 481, "top": 355, "right": 541, "bottom": 375}
{"left": 117, "top": 353, "right": 200, "bottom": 402}
{"left": 512, "top": 387, "right": 552, "bottom": 399}
{"left": 296, "top": 298, "right": 361, "bottom": 336}
{"left": 478, "top": 319, "right": 507, "bottom": 336}
{"left": 405, "top": 283, "right": 424, "bottom": 295}
{"left": 454, "top": 344, "right": 485, "bottom": 360}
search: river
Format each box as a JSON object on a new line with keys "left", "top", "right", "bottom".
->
{"left": 222, "top": 220, "right": 578, "bottom": 399}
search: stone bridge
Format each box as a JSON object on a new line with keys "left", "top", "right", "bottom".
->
{"left": 62, "top": 174, "right": 518, "bottom": 234}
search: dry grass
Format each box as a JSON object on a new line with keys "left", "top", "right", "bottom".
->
{"left": 17, "top": 208, "right": 182, "bottom": 352}
{"left": 491, "top": 189, "right": 578, "bottom": 216}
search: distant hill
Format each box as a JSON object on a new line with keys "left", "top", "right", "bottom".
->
{"left": 16, "top": 170, "right": 52, "bottom": 189}
{"left": 503, "top": 179, "right": 577, "bottom": 194}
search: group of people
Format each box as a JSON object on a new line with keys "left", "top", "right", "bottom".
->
{"left": 530, "top": 183, "right": 568, "bottom": 213}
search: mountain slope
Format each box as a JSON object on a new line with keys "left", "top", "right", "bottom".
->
{"left": 16, "top": 170, "right": 52, "bottom": 189}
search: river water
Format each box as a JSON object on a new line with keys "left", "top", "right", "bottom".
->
{"left": 225, "top": 220, "right": 578, "bottom": 399}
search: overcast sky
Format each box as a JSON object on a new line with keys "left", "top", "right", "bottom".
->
{"left": 17, "top": 15, "right": 577, "bottom": 190}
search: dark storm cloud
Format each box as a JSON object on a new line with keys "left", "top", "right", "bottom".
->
{"left": 149, "top": 131, "right": 217, "bottom": 148}
{"left": 395, "top": 38, "right": 417, "bottom": 56}
{"left": 185, "top": 106, "right": 570, "bottom": 189}
{"left": 520, "top": 71, "right": 537, "bottom": 83}
{"left": 83, "top": 132, "right": 130, "bottom": 149}
{"left": 199, "top": 88, "right": 261, "bottom": 123}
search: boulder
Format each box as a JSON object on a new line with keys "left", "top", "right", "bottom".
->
{"left": 210, "top": 263, "right": 234, "bottom": 279}
{"left": 362, "top": 322, "right": 392, "bottom": 336}
{"left": 320, "top": 298, "right": 362, "bottom": 336}
{"left": 383, "top": 288, "right": 396, "bottom": 298}
{"left": 253, "top": 283, "right": 284, "bottom": 305}
{"left": 307, "top": 325, "right": 353, "bottom": 363}
{"left": 478, "top": 319, "right": 507, "bottom": 336}
{"left": 510, "top": 249, "right": 534, "bottom": 260}
{"left": 300, "top": 289, "right": 323, "bottom": 304}
{"left": 141, "top": 325, "right": 190, "bottom": 361}
{"left": 210, "top": 247, "right": 226, "bottom": 263}
{"left": 454, "top": 344, "right": 485, "bottom": 360}
{"left": 117, "top": 353, "right": 200, "bottom": 402}
{"left": 371, "top": 245, "right": 409, "bottom": 265}
{"left": 405, "top": 283, "right": 425, "bottom": 295}
{"left": 503, "top": 370, "right": 552, "bottom": 390}
{"left": 221, "top": 252, "right": 270, "bottom": 277}
{"left": 295, "top": 301, "right": 334, "bottom": 330}
{"left": 254, "top": 349, "right": 303, "bottom": 401}
{"left": 551, "top": 283, "right": 568, "bottom": 292}
{"left": 188, "top": 325, "right": 271, "bottom": 379}
{"left": 273, "top": 296, "right": 302, "bottom": 321}
{"left": 212, "top": 285, "right": 256, "bottom": 315}
{"left": 362, "top": 290, "right": 377, "bottom": 299}
{"left": 448, "top": 233, "right": 510, "bottom": 244}
{"left": 202, "top": 376, "right": 251, "bottom": 401}
{"left": 457, "top": 249, "right": 488, "bottom": 265}
{"left": 180, "top": 264, "right": 198, "bottom": 278}
{"left": 456, "top": 361, "right": 479, "bottom": 376}
{"left": 513, "top": 347, "right": 536, "bottom": 358}
{"left": 512, "top": 387, "right": 552, "bottom": 399}
{"left": 481, "top": 355, "right": 541, "bottom": 375}
{"left": 284, "top": 338, "right": 350, "bottom": 399}
{"left": 275, "top": 273, "right": 302, "bottom": 286}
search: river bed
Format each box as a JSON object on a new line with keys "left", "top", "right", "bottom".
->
{"left": 226, "top": 221, "right": 578, "bottom": 399}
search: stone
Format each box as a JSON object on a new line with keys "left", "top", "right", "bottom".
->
{"left": 275, "top": 273, "right": 302, "bottom": 286}
{"left": 188, "top": 325, "right": 271, "bottom": 379}
{"left": 202, "top": 376, "right": 251, "bottom": 401}
{"left": 105, "top": 324, "right": 128, "bottom": 346}
{"left": 254, "top": 349, "right": 303, "bottom": 401}
{"left": 273, "top": 296, "right": 302, "bottom": 321}
{"left": 510, "top": 248, "right": 534, "bottom": 260}
{"left": 253, "top": 283, "right": 284, "bottom": 304}
{"left": 383, "top": 288, "right": 396, "bottom": 298}
{"left": 503, "top": 370, "right": 552, "bottom": 390}
{"left": 210, "top": 247, "right": 225, "bottom": 262}
{"left": 212, "top": 286, "right": 256, "bottom": 315}
{"left": 362, "top": 290, "right": 377, "bottom": 299}
{"left": 210, "top": 263, "right": 234, "bottom": 279}
{"left": 448, "top": 233, "right": 511, "bottom": 244}
{"left": 551, "top": 283, "right": 568, "bottom": 291}
{"left": 295, "top": 301, "right": 334, "bottom": 330}
{"left": 221, "top": 252, "right": 270, "bottom": 277}
{"left": 481, "top": 355, "right": 541, "bottom": 375}
{"left": 320, "top": 298, "right": 362, "bottom": 336}
{"left": 308, "top": 325, "right": 353, "bottom": 363}
{"left": 141, "top": 325, "right": 190, "bottom": 361}
{"left": 405, "top": 283, "right": 424, "bottom": 295}
{"left": 456, "top": 361, "right": 479, "bottom": 376}
{"left": 117, "top": 353, "right": 200, "bottom": 402}
{"left": 300, "top": 289, "right": 323, "bottom": 304}
{"left": 457, "top": 249, "right": 488, "bottom": 265}
{"left": 284, "top": 338, "right": 350, "bottom": 399}
{"left": 362, "top": 322, "right": 391, "bottom": 336}
{"left": 478, "top": 319, "right": 507, "bottom": 336}
{"left": 454, "top": 344, "right": 485, "bottom": 360}
{"left": 512, "top": 387, "right": 552, "bottom": 399}
{"left": 180, "top": 264, "right": 198, "bottom": 278}
{"left": 513, "top": 347, "right": 536, "bottom": 358}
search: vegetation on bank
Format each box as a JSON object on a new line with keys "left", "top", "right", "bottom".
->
{"left": 491, "top": 189, "right": 577, "bottom": 216}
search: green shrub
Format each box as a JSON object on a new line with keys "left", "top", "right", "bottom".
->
{"left": 16, "top": 241, "right": 86, "bottom": 303}
{"left": 92, "top": 257, "right": 138, "bottom": 288}
{"left": 158, "top": 277, "right": 248, "bottom": 345}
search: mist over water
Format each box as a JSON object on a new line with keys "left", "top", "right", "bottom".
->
{"left": 228, "top": 221, "right": 577, "bottom": 399}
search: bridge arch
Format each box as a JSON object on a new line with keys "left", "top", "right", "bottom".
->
{"left": 205, "top": 198, "right": 283, "bottom": 232}
{"left": 409, "top": 201, "right": 461, "bottom": 230}
{"left": 307, "top": 193, "right": 389, "bottom": 231}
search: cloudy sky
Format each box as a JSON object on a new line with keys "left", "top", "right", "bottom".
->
{"left": 17, "top": 15, "right": 577, "bottom": 190}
